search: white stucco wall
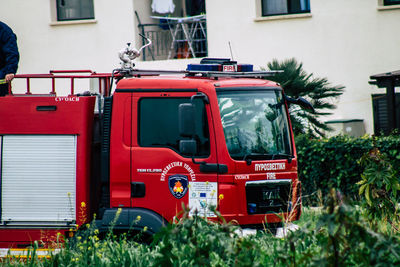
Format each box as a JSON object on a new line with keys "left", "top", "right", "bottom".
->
{"left": 0, "top": 0, "right": 198, "bottom": 94}
{"left": 205, "top": 0, "right": 400, "bottom": 134}
{"left": 1, "top": 0, "right": 137, "bottom": 94}
{"left": 1, "top": 0, "right": 135, "bottom": 74}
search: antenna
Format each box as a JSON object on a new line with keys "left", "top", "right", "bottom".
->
{"left": 228, "top": 41, "right": 234, "bottom": 61}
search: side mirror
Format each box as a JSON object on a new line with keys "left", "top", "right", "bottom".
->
{"left": 179, "top": 140, "right": 197, "bottom": 155}
{"left": 285, "top": 95, "right": 315, "bottom": 113}
{"left": 297, "top": 97, "right": 315, "bottom": 113}
{"left": 179, "top": 103, "right": 195, "bottom": 137}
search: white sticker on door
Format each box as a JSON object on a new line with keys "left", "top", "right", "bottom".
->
{"left": 188, "top": 182, "right": 218, "bottom": 218}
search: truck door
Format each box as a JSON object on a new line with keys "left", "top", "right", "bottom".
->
{"left": 130, "top": 91, "right": 218, "bottom": 221}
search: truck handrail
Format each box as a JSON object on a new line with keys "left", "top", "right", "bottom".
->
{"left": 49, "top": 70, "right": 95, "bottom": 74}
{"left": 8, "top": 70, "right": 113, "bottom": 96}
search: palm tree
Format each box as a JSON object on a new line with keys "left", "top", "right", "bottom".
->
{"left": 266, "top": 58, "right": 344, "bottom": 137}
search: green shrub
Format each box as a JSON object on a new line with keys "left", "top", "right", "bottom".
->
{"left": 281, "top": 189, "right": 400, "bottom": 266}
{"left": 296, "top": 134, "right": 400, "bottom": 206}
{"left": 151, "top": 213, "right": 260, "bottom": 266}
{"left": 357, "top": 147, "right": 400, "bottom": 231}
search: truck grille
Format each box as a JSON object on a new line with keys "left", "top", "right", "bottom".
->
{"left": 245, "top": 179, "right": 292, "bottom": 214}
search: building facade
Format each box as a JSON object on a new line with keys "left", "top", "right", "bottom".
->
{"left": 1, "top": 0, "right": 399, "bottom": 134}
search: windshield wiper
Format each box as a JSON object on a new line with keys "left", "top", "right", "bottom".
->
{"left": 242, "top": 153, "right": 293, "bottom": 165}
{"left": 242, "top": 153, "right": 264, "bottom": 165}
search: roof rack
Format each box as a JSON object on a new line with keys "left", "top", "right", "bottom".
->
{"left": 116, "top": 49, "right": 281, "bottom": 79}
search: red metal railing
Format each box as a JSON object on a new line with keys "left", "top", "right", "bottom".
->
{"left": 8, "top": 70, "right": 113, "bottom": 96}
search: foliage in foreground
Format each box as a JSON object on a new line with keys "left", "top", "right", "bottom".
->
{"left": 3, "top": 193, "right": 400, "bottom": 267}
{"left": 357, "top": 145, "right": 400, "bottom": 232}
{"left": 4, "top": 135, "right": 400, "bottom": 266}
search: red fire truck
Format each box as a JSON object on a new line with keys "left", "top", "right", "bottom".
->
{"left": 0, "top": 48, "right": 313, "bottom": 248}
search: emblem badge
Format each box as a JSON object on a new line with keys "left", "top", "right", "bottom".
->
{"left": 168, "top": 175, "right": 189, "bottom": 199}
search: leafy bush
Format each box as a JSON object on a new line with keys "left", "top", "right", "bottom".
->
{"left": 151, "top": 212, "right": 260, "bottom": 266}
{"left": 296, "top": 134, "right": 400, "bottom": 206}
{"left": 357, "top": 147, "right": 400, "bottom": 231}
{"left": 279, "top": 189, "right": 400, "bottom": 266}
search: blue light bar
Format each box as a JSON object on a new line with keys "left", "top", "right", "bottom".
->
{"left": 238, "top": 64, "right": 253, "bottom": 72}
{"left": 187, "top": 64, "right": 220, "bottom": 71}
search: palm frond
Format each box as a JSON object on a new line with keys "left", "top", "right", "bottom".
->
{"left": 265, "top": 58, "right": 344, "bottom": 137}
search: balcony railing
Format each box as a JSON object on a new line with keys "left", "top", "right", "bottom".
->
{"left": 137, "top": 15, "right": 208, "bottom": 61}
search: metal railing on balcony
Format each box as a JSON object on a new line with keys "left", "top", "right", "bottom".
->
{"left": 136, "top": 14, "right": 208, "bottom": 61}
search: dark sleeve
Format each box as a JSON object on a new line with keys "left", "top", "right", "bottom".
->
{"left": 1, "top": 28, "right": 20, "bottom": 76}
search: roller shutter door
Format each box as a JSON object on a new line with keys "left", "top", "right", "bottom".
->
{"left": 1, "top": 135, "right": 76, "bottom": 226}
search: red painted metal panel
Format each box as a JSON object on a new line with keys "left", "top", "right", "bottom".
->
{"left": 0, "top": 229, "right": 65, "bottom": 248}
{"left": 128, "top": 91, "right": 219, "bottom": 222}
{"left": 0, "top": 96, "right": 95, "bottom": 248}
{"left": 109, "top": 93, "right": 132, "bottom": 208}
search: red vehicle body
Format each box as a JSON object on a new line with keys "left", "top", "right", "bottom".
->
{"left": 0, "top": 60, "right": 305, "bottom": 248}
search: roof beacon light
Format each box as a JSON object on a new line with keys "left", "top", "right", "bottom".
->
{"left": 187, "top": 58, "right": 253, "bottom": 73}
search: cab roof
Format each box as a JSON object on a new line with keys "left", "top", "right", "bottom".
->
{"left": 115, "top": 75, "right": 280, "bottom": 93}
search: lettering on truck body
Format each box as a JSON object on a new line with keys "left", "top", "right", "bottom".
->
{"left": 254, "top": 163, "right": 286, "bottom": 172}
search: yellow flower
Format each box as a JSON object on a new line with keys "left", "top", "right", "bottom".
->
{"left": 136, "top": 215, "right": 141, "bottom": 221}
{"left": 219, "top": 194, "right": 224, "bottom": 200}
{"left": 81, "top": 202, "right": 86, "bottom": 208}
{"left": 94, "top": 229, "right": 99, "bottom": 235}
{"left": 67, "top": 192, "right": 71, "bottom": 197}
{"left": 143, "top": 226, "right": 148, "bottom": 232}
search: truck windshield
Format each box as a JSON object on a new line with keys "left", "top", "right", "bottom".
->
{"left": 217, "top": 89, "right": 292, "bottom": 161}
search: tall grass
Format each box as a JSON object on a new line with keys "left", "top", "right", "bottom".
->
{"left": 3, "top": 196, "right": 400, "bottom": 267}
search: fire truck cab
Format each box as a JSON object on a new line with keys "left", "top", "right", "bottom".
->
{"left": 0, "top": 56, "right": 311, "bottom": 248}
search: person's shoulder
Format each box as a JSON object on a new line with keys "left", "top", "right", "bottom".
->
{"left": 0, "top": 21, "right": 15, "bottom": 40}
{"left": 0, "top": 21, "right": 10, "bottom": 29}
{"left": 0, "top": 21, "right": 14, "bottom": 34}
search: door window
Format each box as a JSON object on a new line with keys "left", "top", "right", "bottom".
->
{"left": 139, "top": 97, "right": 210, "bottom": 157}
